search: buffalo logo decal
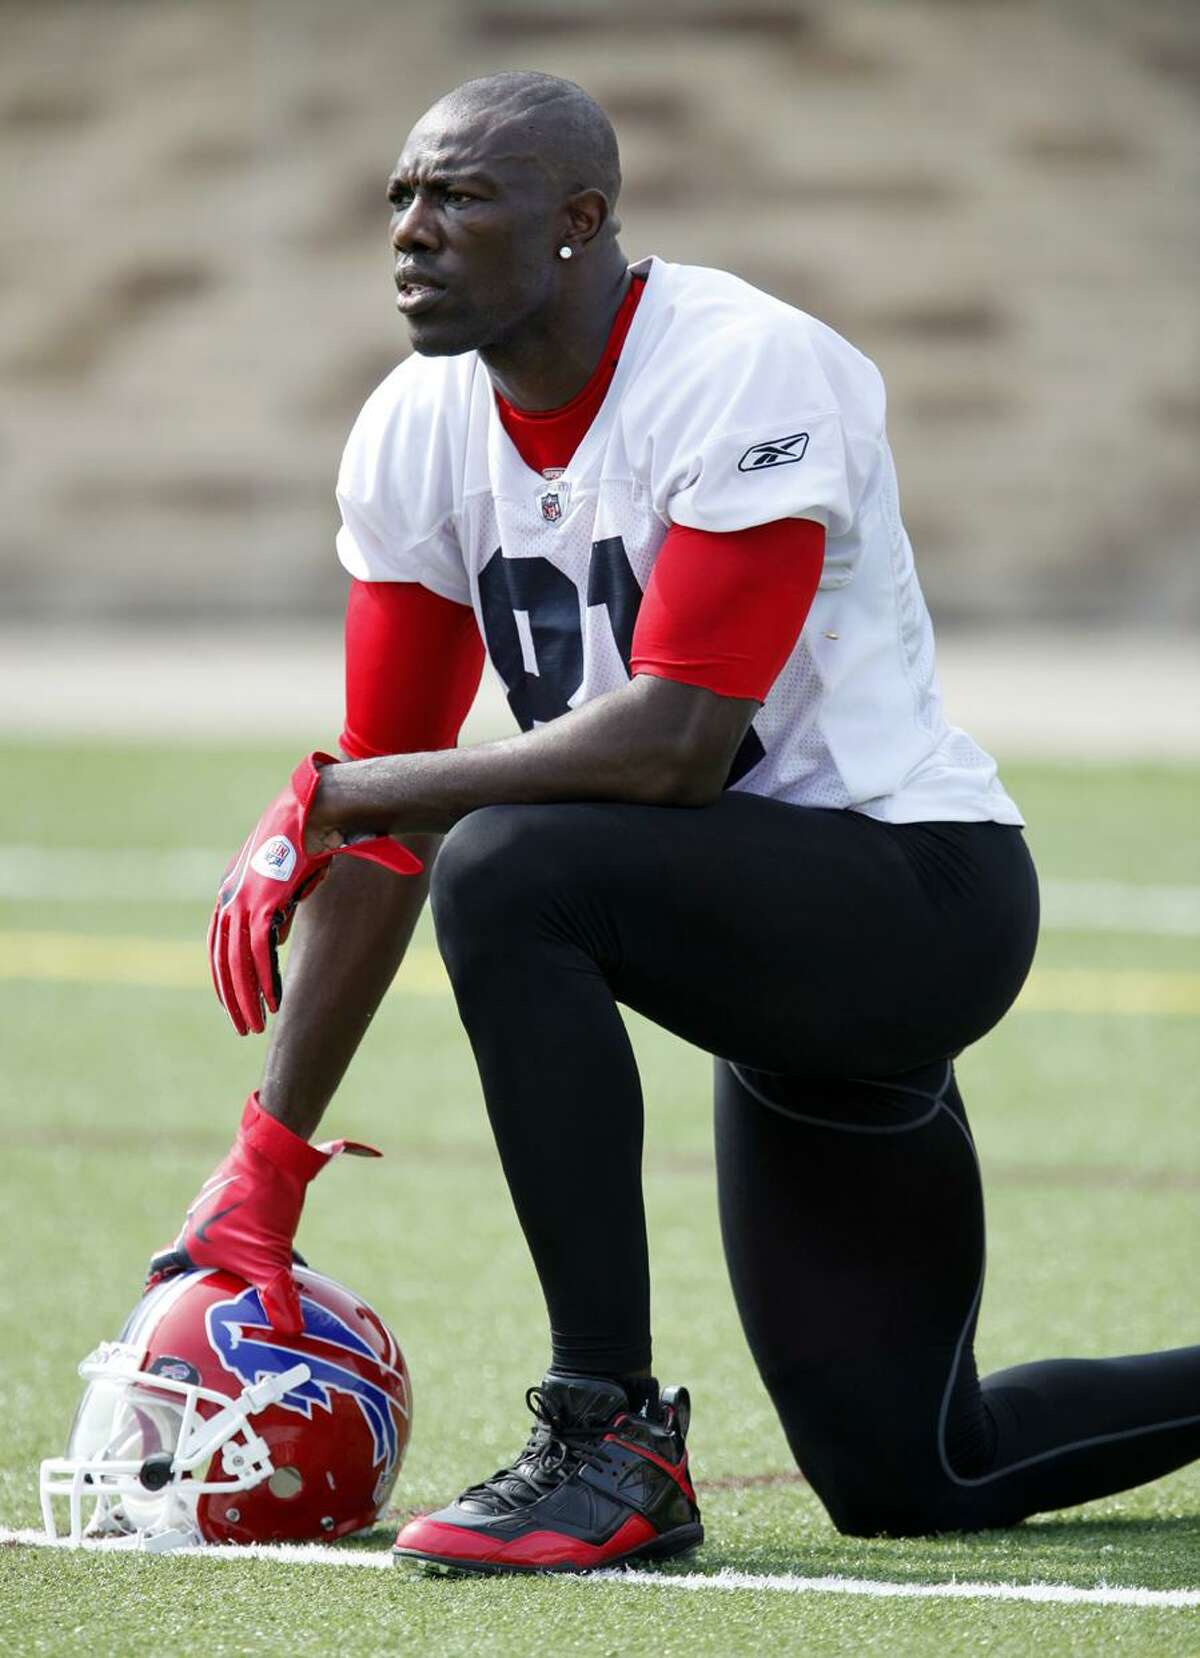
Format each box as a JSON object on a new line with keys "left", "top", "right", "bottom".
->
{"left": 206, "top": 1286, "right": 408, "bottom": 1473}
{"left": 148, "top": 1355, "right": 201, "bottom": 1385}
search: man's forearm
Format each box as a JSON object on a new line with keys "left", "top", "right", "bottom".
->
{"left": 257, "top": 833, "right": 438, "bottom": 1139}
{"left": 312, "top": 676, "right": 756, "bottom": 840}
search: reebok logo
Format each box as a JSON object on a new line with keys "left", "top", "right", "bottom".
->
{"left": 738, "top": 432, "right": 810, "bottom": 473}
{"left": 251, "top": 835, "right": 297, "bottom": 882}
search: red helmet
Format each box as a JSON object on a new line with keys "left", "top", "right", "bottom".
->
{"left": 40, "top": 1266, "right": 411, "bottom": 1551}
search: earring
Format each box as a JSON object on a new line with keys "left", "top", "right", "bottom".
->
{"left": 558, "top": 245, "right": 573, "bottom": 260}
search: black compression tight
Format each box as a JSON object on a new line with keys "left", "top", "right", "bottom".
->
{"left": 715, "top": 1058, "right": 1200, "bottom": 1533}
{"left": 430, "top": 795, "right": 1200, "bottom": 1534}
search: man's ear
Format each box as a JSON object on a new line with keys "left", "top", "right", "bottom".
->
{"left": 564, "top": 188, "right": 611, "bottom": 247}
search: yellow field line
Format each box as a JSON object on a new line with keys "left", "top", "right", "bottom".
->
{"left": 1015, "top": 968, "right": 1200, "bottom": 1016}
{"left": 0, "top": 931, "right": 452, "bottom": 996}
{"left": 1, "top": 930, "right": 1199, "bottom": 1015}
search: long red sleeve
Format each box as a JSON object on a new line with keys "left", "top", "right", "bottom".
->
{"left": 340, "top": 580, "right": 485, "bottom": 759}
{"left": 630, "top": 519, "right": 825, "bottom": 702}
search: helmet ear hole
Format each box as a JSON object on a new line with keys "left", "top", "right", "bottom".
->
{"left": 138, "top": 1452, "right": 175, "bottom": 1492}
{"left": 268, "top": 1465, "right": 304, "bottom": 1499}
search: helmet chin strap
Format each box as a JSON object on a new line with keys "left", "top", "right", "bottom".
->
{"left": 161, "top": 1361, "right": 312, "bottom": 1483}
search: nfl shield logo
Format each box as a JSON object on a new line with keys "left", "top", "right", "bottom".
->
{"left": 540, "top": 490, "right": 563, "bottom": 523}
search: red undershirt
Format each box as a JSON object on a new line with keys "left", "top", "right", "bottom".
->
{"left": 340, "top": 275, "right": 825, "bottom": 758}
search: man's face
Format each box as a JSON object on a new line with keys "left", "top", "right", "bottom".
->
{"left": 387, "top": 104, "right": 560, "bottom": 357}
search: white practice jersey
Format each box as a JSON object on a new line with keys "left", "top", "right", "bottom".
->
{"left": 336, "top": 256, "right": 1021, "bottom": 825}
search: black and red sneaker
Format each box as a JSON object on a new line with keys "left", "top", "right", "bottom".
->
{"left": 392, "top": 1372, "right": 702, "bottom": 1574}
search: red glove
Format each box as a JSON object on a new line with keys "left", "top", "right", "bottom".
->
{"left": 208, "top": 750, "right": 421, "bottom": 1036}
{"left": 146, "top": 1092, "right": 380, "bottom": 1334}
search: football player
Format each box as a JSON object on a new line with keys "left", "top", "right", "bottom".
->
{"left": 150, "top": 72, "right": 1200, "bottom": 1573}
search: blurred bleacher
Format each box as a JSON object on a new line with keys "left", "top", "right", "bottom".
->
{"left": 2, "top": 0, "right": 1197, "bottom": 631}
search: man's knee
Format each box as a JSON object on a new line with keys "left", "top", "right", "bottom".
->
{"left": 430, "top": 804, "right": 582, "bottom": 975}
{"left": 804, "top": 1446, "right": 970, "bottom": 1538}
{"left": 432, "top": 805, "right": 530, "bottom": 936}
{"left": 819, "top": 1479, "right": 955, "bottom": 1539}
{"left": 767, "top": 1371, "right": 978, "bottom": 1538}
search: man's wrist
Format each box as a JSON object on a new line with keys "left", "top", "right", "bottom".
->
{"left": 243, "top": 1090, "right": 328, "bottom": 1173}
{"left": 308, "top": 757, "right": 352, "bottom": 834}
{"left": 309, "top": 754, "right": 402, "bottom": 840}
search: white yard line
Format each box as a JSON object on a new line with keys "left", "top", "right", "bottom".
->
{"left": 3, "top": 627, "right": 1199, "bottom": 759}
{"left": 2, "top": 849, "right": 1198, "bottom": 937}
{"left": 0, "top": 847, "right": 225, "bottom": 902}
{"left": 2, "top": 1528, "right": 1196, "bottom": 1608}
{"left": 0, "top": 1528, "right": 393, "bottom": 1568}
{"left": 602, "top": 1567, "right": 1200, "bottom": 1610}
{"left": 1038, "top": 880, "right": 1200, "bottom": 938}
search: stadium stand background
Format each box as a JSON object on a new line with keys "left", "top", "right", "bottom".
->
{"left": 2, "top": 0, "right": 1197, "bottom": 631}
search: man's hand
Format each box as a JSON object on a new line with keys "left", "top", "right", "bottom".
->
{"left": 145, "top": 1092, "right": 380, "bottom": 1333}
{"left": 208, "top": 750, "right": 422, "bottom": 1035}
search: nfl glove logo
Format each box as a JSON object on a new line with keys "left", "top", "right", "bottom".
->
{"left": 250, "top": 835, "right": 298, "bottom": 882}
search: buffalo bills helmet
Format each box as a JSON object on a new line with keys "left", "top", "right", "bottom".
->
{"left": 40, "top": 1266, "right": 411, "bottom": 1551}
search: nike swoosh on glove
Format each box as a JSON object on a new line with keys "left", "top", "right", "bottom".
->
{"left": 145, "top": 1091, "right": 380, "bottom": 1334}
{"left": 208, "top": 750, "right": 421, "bottom": 1035}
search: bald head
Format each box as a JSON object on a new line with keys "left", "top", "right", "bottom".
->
{"left": 424, "top": 72, "right": 621, "bottom": 212}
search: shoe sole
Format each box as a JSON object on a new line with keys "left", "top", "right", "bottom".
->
{"left": 392, "top": 1521, "right": 705, "bottom": 1578}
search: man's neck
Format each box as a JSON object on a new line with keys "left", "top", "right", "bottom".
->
{"left": 482, "top": 249, "right": 632, "bottom": 412}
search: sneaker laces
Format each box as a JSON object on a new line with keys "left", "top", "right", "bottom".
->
{"left": 460, "top": 1387, "right": 614, "bottom": 1515}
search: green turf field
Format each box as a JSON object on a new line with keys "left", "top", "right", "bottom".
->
{"left": 1, "top": 742, "right": 1197, "bottom": 1656}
